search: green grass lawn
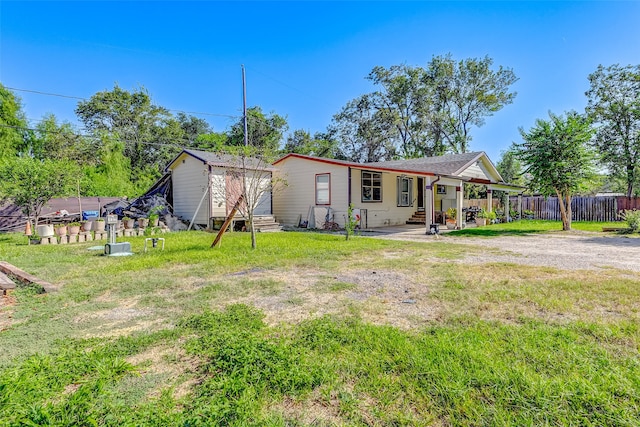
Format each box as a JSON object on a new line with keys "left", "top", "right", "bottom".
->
{"left": 448, "top": 219, "right": 626, "bottom": 236}
{"left": 0, "top": 230, "right": 639, "bottom": 426}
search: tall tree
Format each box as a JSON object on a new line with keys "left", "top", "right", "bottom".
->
{"left": 586, "top": 64, "right": 640, "bottom": 198}
{"left": 0, "top": 84, "right": 30, "bottom": 158}
{"left": 228, "top": 106, "right": 288, "bottom": 151}
{"left": 75, "top": 84, "right": 183, "bottom": 180}
{"left": 367, "top": 65, "right": 435, "bottom": 157}
{"left": 514, "top": 111, "right": 596, "bottom": 231}
{"left": 283, "top": 129, "right": 345, "bottom": 159}
{"left": 332, "top": 55, "right": 517, "bottom": 159}
{"left": 177, "top": 112, "right": 212, "bottom": 146}
{"left": 31, "top": 114, "right": 96, "bottom": 164}
{"left": 330, "top": 94, "right": 396, "bottom": 162}
{"left": 426, "top": 55, "right": 518, "bottom": 154}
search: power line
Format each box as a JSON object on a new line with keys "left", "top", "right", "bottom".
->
{"left": 5, "top": 86, "right": 241, "bottom": 120}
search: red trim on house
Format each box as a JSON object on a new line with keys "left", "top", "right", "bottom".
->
{"left": 315, "top": 173, "right": 331, "bottom": 205}
{"left": 468, "top": 178, "right": 492, "bottom": 184}
{"left": 274, "top": 153, "right": 436, "bottom": 177}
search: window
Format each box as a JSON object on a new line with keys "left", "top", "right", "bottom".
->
{"left": 437, "top": 184, "right": 447, "bottom": 195}
{"left": 362, "top": 171, "right": 382, "bottom": 202}
{"left": 315, "top": 173, "right": 330, "bottom": 205}
{"left": 397, "top": 176, "right": 413, "bottom": 207}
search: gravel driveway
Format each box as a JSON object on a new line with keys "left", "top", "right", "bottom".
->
{"left": 368, "top": 226, "right": 640, "bottom": 272}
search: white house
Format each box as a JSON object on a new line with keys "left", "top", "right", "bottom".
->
{"left": 272, "top": 151, "right": 522, "bottom": 230}
{"left": 166, "top": 149, "right": 273, "bottom": 229}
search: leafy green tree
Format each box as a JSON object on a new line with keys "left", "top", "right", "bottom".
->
{"left": 330, "top": 94, "right": 396, "bottom": 162}
{"left": 0, "top": 157, "right": 76, "bottom": 227}
{"left": 83, "top": 133, "right": 137, "bottom": 197}
{"left": 0, "top": 84, "right": 31, "bottom": 158}
{"left": 75, "top": 84, "right": 183, "bottom": 180}
{"left": 283, "top": 129, "right": 345, "bottom": 159}
{"left": 586, "top": 64, "right": 640, "bottom": 198}
{"left": 367, "top": 65, "right": 435, "bottom": 157}
{"left": 426, "top": 55, "right": 518, "bottom": 154}
{"left": 177, "top": 112, "right": 213, "bottom": 146}
{"left": 332, "top": 55, "right": 517, "bottom": 159}
{"left": 514, "top": 112, "right": 596, "bottom": 230}
{"left": 30, "top": 114, "right": 96, "bottom": 164}
{"left": 228, "top": 106, "right": 288, "bottom": 151}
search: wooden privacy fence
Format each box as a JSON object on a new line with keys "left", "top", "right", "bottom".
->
{"left": 507, "top": 195, "right": 640, "bottom": 222}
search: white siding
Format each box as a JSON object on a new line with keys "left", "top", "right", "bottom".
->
{"left": 351, "top": 169, "right": 418, "bottom": 228}
{"left": 273, "top": 157, "right": 349, "bottom": 227}
{"left": 209, "top": 169, "right": 227, "bottom": 218}
{"left": 274, "top": 157, "right": 426, "bottom": 228}
{"left": 170, "top": 153, "right": 210, "bottom": 225}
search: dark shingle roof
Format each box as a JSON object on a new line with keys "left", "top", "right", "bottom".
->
{"left": 176, "top": 149, "right": 275, "bottom": 171}
{"left": 366, "top": 152, "right": 483, "bottom": 176}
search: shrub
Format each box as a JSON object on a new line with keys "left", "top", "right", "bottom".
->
{"left": 619, "top": 209, "right": 640, "bottom": 232}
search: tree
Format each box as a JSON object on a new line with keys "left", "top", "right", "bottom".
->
{"left": 30, "top": 114, "right": 96, "bottom": 164}
{"left": 367, "top": 65, "right": 436, "bottom": 157}
{"left": 332, "top": 55, "right": 517, "bottom": 159}
{"left": 514, "top": 111, "right": 596, "bottom": 231}
{"left": 586, "top": 64, "right": 640, "bottom": 198}
{"left": 0, "top": 84, "right": 30, "bottom": 158}
{"left": 210, "top": 146, "right": 284, "bottom": 249}
{"left": 495, "top": 147, "right": 525, "bottom": 211}
{"left": 177, "top": 112, "right": 212, "bottom": 146}
{"left": 0, "top": 157, "right": 76, "bottom": 228}
{"left": 283, "top": 129, "right": 345, "bottom": 159}
{"left": 330, "top": 94, "right": 396, "bottom": 162}
{"left": 227, "top": 106, "right": 288, "bottom": 151}
{"left": 426, "top": 55, "right": 518, "bottom": 154}
{"left": 75, "top": 84, "right": 183, "bottom": 180}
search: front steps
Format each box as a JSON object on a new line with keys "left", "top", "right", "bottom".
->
{"left": 406, "top": 211, "right": 426, "bottom": 225}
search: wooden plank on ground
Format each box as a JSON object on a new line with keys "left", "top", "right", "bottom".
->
{"left": 0, "top": 271, "right": 16, "bottom": 295}
{"left": 0, "top": 261, "right": 58, "bottom": 293}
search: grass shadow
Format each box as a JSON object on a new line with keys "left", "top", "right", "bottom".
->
{"left": 446, "top": 228, "right": 550, "bottom": 237}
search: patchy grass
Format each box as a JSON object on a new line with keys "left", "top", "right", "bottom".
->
{"left": 1, "top": 230, "right": 639, "bottom": 425}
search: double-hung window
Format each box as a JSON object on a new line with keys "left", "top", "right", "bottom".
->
{"left": 397, "top": 176, "right": 413, "bottom": 207}
{"left": 315, "top": 173, "right": 330, "bottom": 205}
{"left": 362, "top": 171, "right": 382, "bottom": 202}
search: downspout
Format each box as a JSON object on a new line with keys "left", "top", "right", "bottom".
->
{"left": 430, "top": 175, "right": 441, "bottom": 224}
{"left": 208, "top": 165, "right": 213, "bottom": 222}
{"left": 348, "top": 167, "right": 352, "bottom": 205}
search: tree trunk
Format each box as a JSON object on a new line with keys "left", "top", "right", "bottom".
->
{"left": 555, "top": 189, "right": 571, "bottom": 231}
{"left": 564, "top": 192, "right": 572, "bottom": 231}
{"left": 249, "top": 213, "right": 257, "bottom": 249}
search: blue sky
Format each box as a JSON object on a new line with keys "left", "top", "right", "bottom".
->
{"left": 1, "top": 1, "right": 639, "bottom": 161}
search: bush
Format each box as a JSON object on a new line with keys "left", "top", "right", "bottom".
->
{"left": 619, "top": 209, "right": 640, "bottom": 232}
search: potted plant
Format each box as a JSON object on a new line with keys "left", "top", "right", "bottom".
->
{"left": 81, "top": 220, "right": 92, "bottom": 232}
{"left": 476, "top": 209, "right": 489, "bottom": 226}
{"left": 138, "top": 217, "right": 149, "bottom": 228}
{"left": 445, "top": 207, "right": 457, "bottom": 229}
{"left": 68, "top": 222, "right": 81, "bottom": 235}
{"left": 94, "top": 218, "right": 106, "bottom": 232}
{"left": 54, "top": 224, "right": 67, "bottom": 236}
{"left": 148, "top": 213, "right": 160, "bottom": 228}
{"left": 123, "top": 217, "right": 135, "bottom": 229}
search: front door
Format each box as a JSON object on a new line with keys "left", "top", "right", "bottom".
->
{"left": 417, "top": 177, "right": 424, "bottom": 211}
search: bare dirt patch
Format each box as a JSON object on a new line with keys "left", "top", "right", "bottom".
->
{"left": 372, "top": 228, "right": 640, "bottom": 273}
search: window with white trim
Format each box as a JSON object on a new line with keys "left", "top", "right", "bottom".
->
{"left": 397, "top": 176, "right": 413, "bottom": 207}
{"left": 315, "top": 173, "right": 330, "bottom": 205}
{"left": 362, "top": 171, "right": 382, "bottom": 202}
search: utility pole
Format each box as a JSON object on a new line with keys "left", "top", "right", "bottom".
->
{"left": 242, "top": 64, "right": 248, "bottom": 146}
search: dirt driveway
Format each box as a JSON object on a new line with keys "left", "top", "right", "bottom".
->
{"left": 367, "top": 226, "right": 640, "bottom": 273}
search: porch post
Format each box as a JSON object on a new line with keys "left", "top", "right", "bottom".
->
{"left": 424, "top": 177, "right": 434, "bottom": 234}
{"left": 506, "top": 192, "right": 511, "bottom": 222}
{"left": 518, "top": 193, "right": 523, "bottom": 220}
{"left": 456, "top": 183, "right": 463, "bottom": 229}
{"left": 486, "top": 188, "right": 493, "bottom": 213}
